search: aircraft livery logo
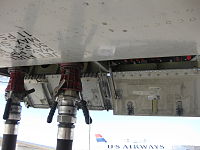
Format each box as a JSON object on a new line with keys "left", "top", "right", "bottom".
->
{"left": 107, "top": 145, "right": 165, "bottom": 150}
{"left": 95, "top": 134, "right": 107, "bottom": 143}
{"left": 95, "top": 134, "right": 165, "bottom": 150}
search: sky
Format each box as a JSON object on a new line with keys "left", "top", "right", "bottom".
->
{"left": 0, "top": 77, "right": 200, "bottom": 149}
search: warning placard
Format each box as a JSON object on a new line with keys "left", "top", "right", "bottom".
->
{"left": 0, "top": 31, "right": 59, "bottom": 60}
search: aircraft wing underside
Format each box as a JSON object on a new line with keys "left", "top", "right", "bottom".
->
{"left": 0, "top": 0, "right": 200, "bottom": 67}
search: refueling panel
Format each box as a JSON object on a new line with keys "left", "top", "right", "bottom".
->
{"left": 23, "top": 68, "right": 200, "bottom": 117}
{"left": 112, "top": 69, "right": 200, "bottom": 116}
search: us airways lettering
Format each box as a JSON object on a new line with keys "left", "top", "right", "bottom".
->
{"left": 107, "top": 144, "right": 165, "bottom": 149}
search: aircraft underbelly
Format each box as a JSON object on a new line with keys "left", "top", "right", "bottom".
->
{"left": 0, "top": 0, "right": 200, "bottom": 67}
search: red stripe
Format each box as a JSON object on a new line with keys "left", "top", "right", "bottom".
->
{"left": 95, "top": 134, "right": 102, "bottom": 138}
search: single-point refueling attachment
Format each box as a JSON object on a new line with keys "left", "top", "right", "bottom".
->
{"left": 1, "top": 68, "right": 35, "bottom": 150}
{"left": 47, "top": 63, "right": 92, "bottom": 150}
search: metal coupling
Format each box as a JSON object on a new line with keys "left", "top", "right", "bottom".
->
{"left": 57, "top": 98, "right": 77, "bottom": 124}
{"left": 57, "top": 115, "right": 76, "bottom": 124}
{"left": 58, "top": 106, "right": 77, "bottom": 115}
{"left": 4, "top": 124, "right": 18, "bottom": 135}
{"left": 57, "top": 127, "right": 74, "bottom": 140}
{"left": 8, "top": 103, "right": 21, "bottom": 121}
{"left": 56, "top": 93, "right": 78, "bottom": 140}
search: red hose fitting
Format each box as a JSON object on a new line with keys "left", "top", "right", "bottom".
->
{"left": 60, "top": 63, "right": 82, "bottom": 92}
{"left": 5, "top": 69, "right": 25, "bottom": 93}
